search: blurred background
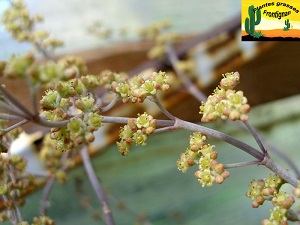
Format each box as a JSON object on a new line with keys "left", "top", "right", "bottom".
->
{"left": 0, "top": 0, "right": 240, "bottom": 59}
{"left": 1, "top": 0, "right": 300, "bottom": 225}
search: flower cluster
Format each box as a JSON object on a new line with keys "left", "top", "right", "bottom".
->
{"left": 2, "top": 53, "right": 34, "bottom": 78}
{"left": 138, "top": 20, "right": 179, "bottom": 59}
{"left": 246, "top": 174, "right": 284, "bottom": 208}
{"left": 48, "top": 102, "right": 103, "bottom": 151}
{"left": 39, "top": 134, "right": 74, "bottom": 184}
{"left": 177, "top": 132, "right": 229, "bottom": 187}
{"left": 0, "top": 154, "right": 37, "bottom": 222}
{"left": 113, "top": 71, "right": 171, "bottom": 103}
{"left": 117, "top": 113, "right": 157, "bottom": 156}
{"left": 246, "top": 179, "right": 267, "bottom": 208}
{"left": 1, "top": 53, "right": 87, "bottom": 88}
{"left": 11, "top": 216, "right": 56, "bottom": 225}
{"left": 1, "top": 0, "right": 63, "bottom": 50}
{"left": 40, "top": 75, "right": 104, "bottom": 151}
{"left": 33, "top": 56, "right": 87, "bottom": 85}
{"left": 147, "top": 31, "right": 179, "bottom": 59}
{"left": 199, "top": 72, "right": 250, "bottom": 122}
{"left": 138, "top": 20, "right": 172, "bottom": 40}
{"left": 262, "top": 190, "right": 295, "bottom": 225}
{"left": 246, "top": 174, "right": 298, "bottom": 225}
{"left": 175, "top": 59, "right": 197, "bottom": 77}
{"left": 88, "top": 20, "right": 112, "bottom": 40}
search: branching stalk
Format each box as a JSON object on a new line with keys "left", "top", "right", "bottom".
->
{"left": 0, "top": 101, "right": 29, "bottom": 119}
{"left": 0, "top": 114, "right": 23, "bottom": 120}
{"left": 262, "top": 152, "right": 299, "bottom": 187}
{"left": 40, "top": 151, "right": 70, "bottom": 216}
{"left": 34, "top": 42, "right": 53, "bottom": 60}
{"left": 1, "top": 119, "right": 29, "bottom": 134}
{"left": 102, "top": 116, "right": 174, "bottom": 127}
{"left": 243, "top": 121, "right": 266, "bottom": 154}
{"left": 101, "top": 94, "right": 118, "bottom": 112}
{"left": 150, "top": 95, "right": 175, "bottom": 120}
{"left": 36, "top": 115, "right": 69, "bottom": 127}
{"left": 0, "top": 84, "right": 35, "bottom": 118}
{"left": 80, "top": 146, "right": 115, "bottom": 225}
{"left": 40, "top": 178, "right": 55, "bottom": 216}
{"left": 224, "top": 160, "right": 260, "bottom": 168}
{"left": 154, "top": 126, "right": 177, "bottom": 134}
{"left": 264, "top": 140, "right": 300, "bottom": 179}
{"left": 165, "top": 44, "right": 207, "bottom": 102}
{"left": 175, "top": 118, "right": 264, "bottom": 160}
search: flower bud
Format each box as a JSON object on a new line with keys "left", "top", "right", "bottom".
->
{"left": 145, "top": 127, "right": 155, "bottom": 135}
{"left": 85, "top": 132, "right": 95, "bottom": 143}
{"left": 214, "top": 163, "right": 224, "bottom": 174}
{"left": 229, "top": 110, "right": 240, "bottom": 121}
{"left": 292, "top": 188, "right": 300, "bottom": 198}
{"left": 222, "top": 171, "right": 230, "bottom": 179}
{"left": 215, "top": 175, "right": 224, "bottom": 184}
{"left": 55, "top": 81, "right": 76, "bottom": 98}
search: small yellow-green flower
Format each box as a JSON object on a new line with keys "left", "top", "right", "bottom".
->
{"left": 136, "top": 112, "right": 153, "bottom": 129}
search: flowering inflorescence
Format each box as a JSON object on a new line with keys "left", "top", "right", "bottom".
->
{"left": 0, "top": 154, "right": 37, "bottom": 222}
{"left": 39, "top": 134, "right": 75, "bottom": 184}
{"left": 40, "top": 75, "right": 105, "bottom": 151}
{"left": 246, "top": 174, "right": 284, "bottom": 208}
{"left": 245, "top": 174, "right": 300, "bottom": 225}
{"left": 117, "top": 112, "right": 157, "bottom": 156}
{"left": 199, "top": 72, "right": 250, "bottom": 122}
{"left": 112, "top": 71, "right": 171, "bottom": 103}
{"left": 1, "top": 54, "right": 87, "bottom": 86}
{"left": 17, "top": 216, "right": 56, "bottom": 225}
{"left": 0, "top": 54, "right": 87, "bottom": 100}
{"left": 1, "top": 0, "right": 63, "bottom": 51}
{"left": 138, "top": 20, "right": 179, "bottom": 59}
{"left": 177, "top": 132, "right": 229, "bottom": 187}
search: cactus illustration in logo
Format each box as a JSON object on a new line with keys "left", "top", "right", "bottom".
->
{"left": 245, "top": 5, "right": 262, "bottom": 38}
{"left": 283, "top": 19, "right": 291, "bottom": 31}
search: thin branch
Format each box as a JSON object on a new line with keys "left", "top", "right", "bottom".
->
{"left": 7, "top": 144, "right": 23, "bottom": 223}
{"left": 224, "top": 160, "right": 260, "bottom": 169}
{"left": 154, "top": 126, "right": 177, "bottom": 134}
{"left": 1, "top": 195, "right": 18, "bottom": 225}
{"left": 264, "top": 140, "right": 300, "bottom": 179}
{"left": 0, "top": 101, "right": 29, "bottom": 118}
{"left": 101, "top": 94, "right": 118, "bottom": 112}
{"left": 0, "top": 114, "right": 23, "bottom": 120}
{"left": 40, "top": 177, "right": 55, "bottom": 216}
{"left": 108, "top": 193, "right": 153, "bottom": 225}
{"left": 165, "top": 44, "right": 207, "bottom": 102}
{"left": 175, "top": 118, "right": 264, "bottom": 160}
{"left": 34, "top": 42, "right": 53, "bottom": 60}
{"left": 36, "top": 115, "right": 69, "bottom": 128}
{"left": 243, "top": 121, "right": 300, "bottom": 179}
{"left": 80, "top": 146, "right": 115, "bottom": 225}
{"left": 0, "top": 84, "right": 35, "bottom": 118}
{"left": 1, "top": 119, "right": 29, "bottom": 134}
{"left": 262, "top": 152, "right": 299, "bottom": 187}
{"left": 174, "top": 118, "right": 299, "bottom": 187}
{"left": 28, "top": 82, "right": 41, "bottom": 115}
{"left": 149, "top": 95, "right": 175, "bottom": 120}
{"left": 102, "top": 116, "right": 174, "bottom": 127}
{"left": 7, "top": 164, "right": 23, "bottom": 223}
{"left": 243, "top": 121, "right": 266, "bottom": 154}
{"left": 40, "top": 152, "right": 70, "bottom": 216}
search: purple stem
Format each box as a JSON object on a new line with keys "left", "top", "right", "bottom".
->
{"left": 80, "top": 146, "right": 115, "bottom": 225}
